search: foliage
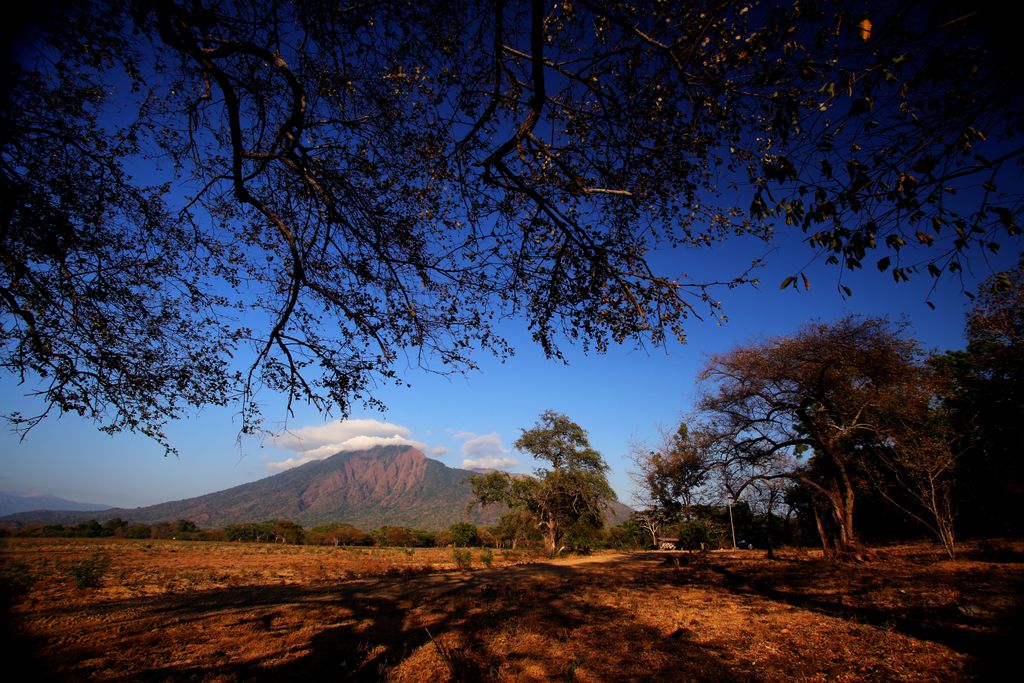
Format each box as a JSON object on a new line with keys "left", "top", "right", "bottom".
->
{"left": 630, "top": 422, "right": 714, "bottom": 543}
{"left": 609, "top": 515, "right": 652, "bottom": 550}
{"left": 120, "top": 524, "right": 154, "bottom": 539}
{"left": 223, "top": 519, "right": 303, "bottom": 543}
{"left": 932, "top": 257, "right": 1024, "bottom": 538}
{"left": 224, "top": 521, "right": 275, "bottom": 543}
{"left": 478, "top": 548, "right": 494, "bottom": 568}
{"left": 448, "top": 522, "right": 480, "bottom": 548}
{"left": 2, "top": 1, "right": 1020, "bottom": 448}
{"left": 452, "top": 548, "right": 473, "bottom": 570}
{"left": 470, "top": 411, "right": 615, "bottom": 555}
{"left": 307, "top": 522, "right": 373, "bottom": 546}
{"left": 696, "top": 316, "right": 943, "bottom": 558}
{"left": 491, "top": 510, "right": 542, "bottom": 550}
{"left": 269, "top": 519, "right": 305, "bottom": 544}
{"left": 373, "top": 526, "right": 436, "bottom": 548}
{"left": 677, "top": 518, "right": 720, "bottom": 551}
{"left": 67, "top": 553, "right": 112, "bottom": 588}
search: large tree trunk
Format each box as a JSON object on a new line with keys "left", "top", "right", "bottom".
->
{"left": 808, "top": 449, "right": 862, "bottom": 560}
{"left": 540, "top": 518, "right": 558, "bottom": 556}
{"left": 812, "top": 505, "right": 835, "bottom": 559}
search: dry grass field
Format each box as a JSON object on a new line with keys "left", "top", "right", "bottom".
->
{"left": 1, "top": 537, "right": 1021, "bottom": 681}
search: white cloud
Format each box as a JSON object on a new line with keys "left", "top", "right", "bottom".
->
{"left": 267, "top": 419, "right": 428, "bottom": 471}
{"left": 462, "top": 455, "right": 521, "bottom": 471}
{"left": 455, "top": 431, "right": 518, "bottom": 471}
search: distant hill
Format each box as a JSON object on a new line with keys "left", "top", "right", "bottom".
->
{"left": 1, "top": 445, "right": 632, "bottom": 530}
{"left": 0, "top": 491, "right": 110, "bottom": 517}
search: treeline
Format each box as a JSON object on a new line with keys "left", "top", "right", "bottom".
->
{"left": 0, "top": 519, "right": 522, "bottom": 548}
{"left": 632, "top": 260, "right": 1024, "bottom": 560}
{"left": 2, "top": 518, "right": 223, "bottom": 541}
{"left": 0, "top": 512, "right": 771, "bottom": 552}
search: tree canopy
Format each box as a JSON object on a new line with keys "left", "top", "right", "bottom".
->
{"left": 470, "top": 410, "right": 615, "bottom": 554}
{"left": 931, "top": 257, "right": 1024, "bottom": 537}
{"left": 693, "top": 316, "right": 944, "bottom": 557}
{"left": 2, "top": 0, "right": 1021, "bottom": 446}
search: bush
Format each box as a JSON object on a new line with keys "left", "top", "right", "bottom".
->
{"left": 0, "top": 560, "right": 36, "bottom": 604}
{"left": 67, "top": 554, "right": 112, "bottom": 588}
{"left": 119, "top": 524, "right": 153, "bottom": 539}
{"left": 479, "top": 548, "right": 493, "bottom": 568}
{"left": 452, "top": 548, "right": 472, "bottom": 570}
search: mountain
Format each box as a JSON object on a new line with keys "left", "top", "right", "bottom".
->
{"left": 0, "top": 491, "right": 110, "bottom": 517}
{"left": 1, "top": 445, "right": 632, "bottom": 530}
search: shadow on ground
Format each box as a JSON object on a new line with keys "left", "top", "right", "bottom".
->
{"left": 9, "top": 549, "right": 1022, "bottom": 681}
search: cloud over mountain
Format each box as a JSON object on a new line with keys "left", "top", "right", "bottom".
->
{"left": 268, "top": 419, "right": 434, "bottom": 471}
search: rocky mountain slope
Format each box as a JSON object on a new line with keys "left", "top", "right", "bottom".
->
{"left": 2, "top": 445, "right": 631, "bottom": 531}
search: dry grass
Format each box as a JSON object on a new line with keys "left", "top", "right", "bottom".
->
{"left": 1, "top": 538, "right": 1020, "bottom": 681}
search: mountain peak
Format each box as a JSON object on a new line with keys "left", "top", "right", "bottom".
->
{"left": 2, "top": 444, "right": 632, "bottom": 530}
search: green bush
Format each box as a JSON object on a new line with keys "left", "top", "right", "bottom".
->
{"left": 67, "top": 554, "right": 112, "bottom": 588}
{"left": 479, "top": 548, "right": 493, "bottom": 568}
{"left": 452, "top": 548, "right": 472, "bottom": 570}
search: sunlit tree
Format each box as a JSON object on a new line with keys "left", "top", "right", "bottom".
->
{"left": 470, "top": 410, "right": 615, "bottom": 555}
{"left": 697, "top": 316, "right": 933, "bottom": 559}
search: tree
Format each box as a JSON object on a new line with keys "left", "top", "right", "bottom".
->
{"left": 697, "top": 316, "right": 936, "bottom": 559}
{"left": 2, "top": 1, "right": 1021, "bottom": 448}
{"left": 608, "top": 515, "right": 649, "bottom": 550}
{"left": 448, "top": 522, "right": 480, "bottom": 548}
{"left": 224, "top": 521, "right": 274, "bottom": 542}
{"left": 491, "top": 509, "right": 542, "bottom": 550}
{"left": 860, "top": 393, "right": 961, "bottom": 558}
{"left": 931, "top": 257, "right": 1024, "bottom": 537}
{"left": 269, "top": 519, "right": 304, "bottom": 544}
{"left": 631, "top": 422, "right": 712, "bottom": 522}
{"left": 470, "top": 410, "right": 615, "bottom": 555}
{"left": 308, "top": 522, "right": 372, "bottom": 547}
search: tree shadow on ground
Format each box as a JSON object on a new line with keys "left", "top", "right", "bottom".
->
{"left": 15, "top": 559, "right": 755, "bottom": 682}
{"left": 12, "top": 551, "right": 1019, "bottom": 681}
{"left": 666, "top": 551, "right": 1024, "bottom": 681}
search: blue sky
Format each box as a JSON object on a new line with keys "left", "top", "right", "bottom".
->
{"left": 4, "top": 1, "right": 1021, "bottom": 522}
{"left": 2, "top": 220, "right": 1016, "bottom": 513}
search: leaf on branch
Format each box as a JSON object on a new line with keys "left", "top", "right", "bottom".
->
{"left": 859, "top": 19, "right": 872, "bottom": 42}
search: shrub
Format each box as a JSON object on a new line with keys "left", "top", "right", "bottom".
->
{"left": 67, "top": 554, "right": 112, "bottom": 588}
{"left": 479, "top": 548, "right": 493, "bottom": 568}
{"left": 0, "top": 560, "right": 36, "bottom": 604}
{"left": 120, "top": 524, "right": 152, "bottom": 539}
{"left": 452, "top": 548, "right": 473, "bottom": 570}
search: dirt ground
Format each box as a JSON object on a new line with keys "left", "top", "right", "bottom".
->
{"left": 1, "top": 538, "right": 1021, "bottom": 681}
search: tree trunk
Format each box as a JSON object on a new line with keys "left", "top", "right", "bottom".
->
{"left": 540, "top": 517, "right": 558, "bottom": 556}
{"left": 812, "top": 505, "right": 835, "bottom": 559}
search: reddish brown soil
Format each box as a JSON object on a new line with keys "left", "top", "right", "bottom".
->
{"left": 1, "top": 538, "right": 1021, "bottom": 681}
